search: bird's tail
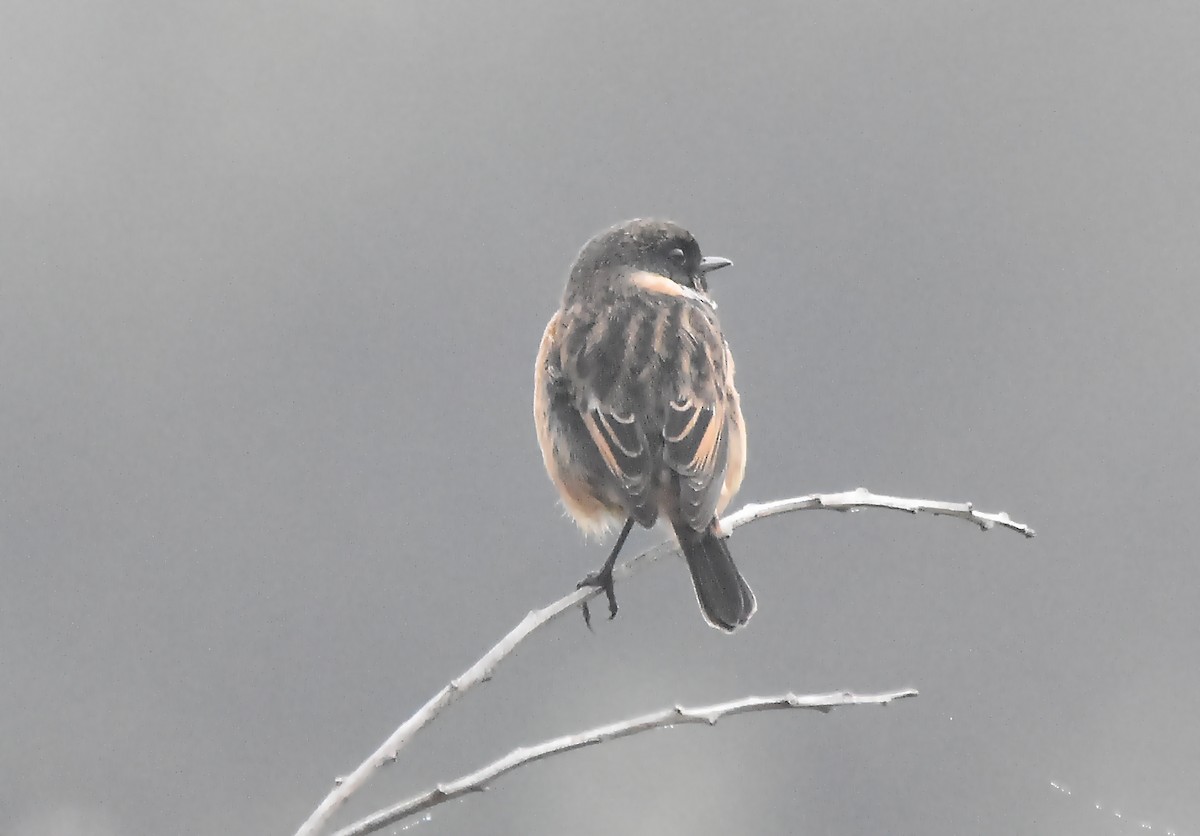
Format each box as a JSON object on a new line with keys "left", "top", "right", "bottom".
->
{"left": 673, "top": 518, "right": 756, "bottom": 632}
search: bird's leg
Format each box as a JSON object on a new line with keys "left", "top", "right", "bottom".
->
{"left": 578, "top": 516, "right": 636, "bottom": 629}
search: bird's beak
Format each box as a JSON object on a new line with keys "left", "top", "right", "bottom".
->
{"left": 698, "top": 256, "right": 733, "bottom": 274}
{"left": 693, "top": 256, "right": 732, "bottom": 293}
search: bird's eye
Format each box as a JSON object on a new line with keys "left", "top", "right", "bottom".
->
{"left": 668, "top": 247, "right": 686, "bottom": 264}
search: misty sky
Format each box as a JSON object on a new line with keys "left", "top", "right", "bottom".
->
{"left": 3, "top": 2, "right": 1199, "bottom": 834}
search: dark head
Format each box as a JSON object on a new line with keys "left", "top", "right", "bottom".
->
{"left": 566, "top": 218, "right": 732, "bottom": 299}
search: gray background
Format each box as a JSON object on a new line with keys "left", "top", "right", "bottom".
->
{"left": 3, "top": 1, "right": 1198, "bottom": 834}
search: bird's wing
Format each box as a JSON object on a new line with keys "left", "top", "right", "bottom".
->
{"left": 557, "top": 297, "right": 661, "bottom": 526}
{"left": 660, "top": 303, "right": 733, "bottom": 532}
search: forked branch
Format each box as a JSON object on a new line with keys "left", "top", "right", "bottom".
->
{"left": 293, "top": 488, "right": 1033, "bottom": 836}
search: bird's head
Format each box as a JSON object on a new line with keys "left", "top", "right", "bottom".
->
{"left": 569, "top": 218, "right": 732, "bottom": 295}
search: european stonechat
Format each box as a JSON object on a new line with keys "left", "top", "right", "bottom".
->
{"left": 534, "top": 218, "right": 755, "bottom": 632}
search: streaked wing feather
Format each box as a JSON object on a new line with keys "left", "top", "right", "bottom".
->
{"left": 661, "top": 303, "right": 736, "bottom": 531}
{"left": 560, "top": 301, "right": 662, "bottom": 526}
{"left": 664, "top": 396, "right": 729, "bottom": 529}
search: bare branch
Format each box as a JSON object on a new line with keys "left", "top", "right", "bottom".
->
{"left": 293, "top": 489, "right": 1031, "bottom": 836}
{"left": 723, "top": 487, "right": 1036, "bottom": 538}
{"left": 333, "top": 688, "right": 919, "bottom": 836}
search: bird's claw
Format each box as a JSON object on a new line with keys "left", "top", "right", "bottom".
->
{"left": 577, "top": 567, "right": 619, "bottom": 629}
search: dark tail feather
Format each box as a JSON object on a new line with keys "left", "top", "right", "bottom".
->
{"left": 673, "top": 519, "right": 756, "bottom": 632}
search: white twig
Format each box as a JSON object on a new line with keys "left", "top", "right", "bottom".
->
{"left": 332, "top": 688, "right": 919, "bottom": 836}
{"left": 293, "top": 488, "right": 1032, "bottom": 836}
{"left": 723, "top": 487, "right": 1036, "bottom": 538}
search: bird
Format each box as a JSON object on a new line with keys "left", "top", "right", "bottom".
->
{"left": 533, "top": 218, "right": 756, "bottom": 632}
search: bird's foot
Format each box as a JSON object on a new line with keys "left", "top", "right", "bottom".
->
{"left": 576, "top": 565, "right": 618, "bottom": 630}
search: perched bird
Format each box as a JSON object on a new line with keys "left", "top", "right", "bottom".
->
{"left": 534, "top": 219, "right": 755, "bottom": 632}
